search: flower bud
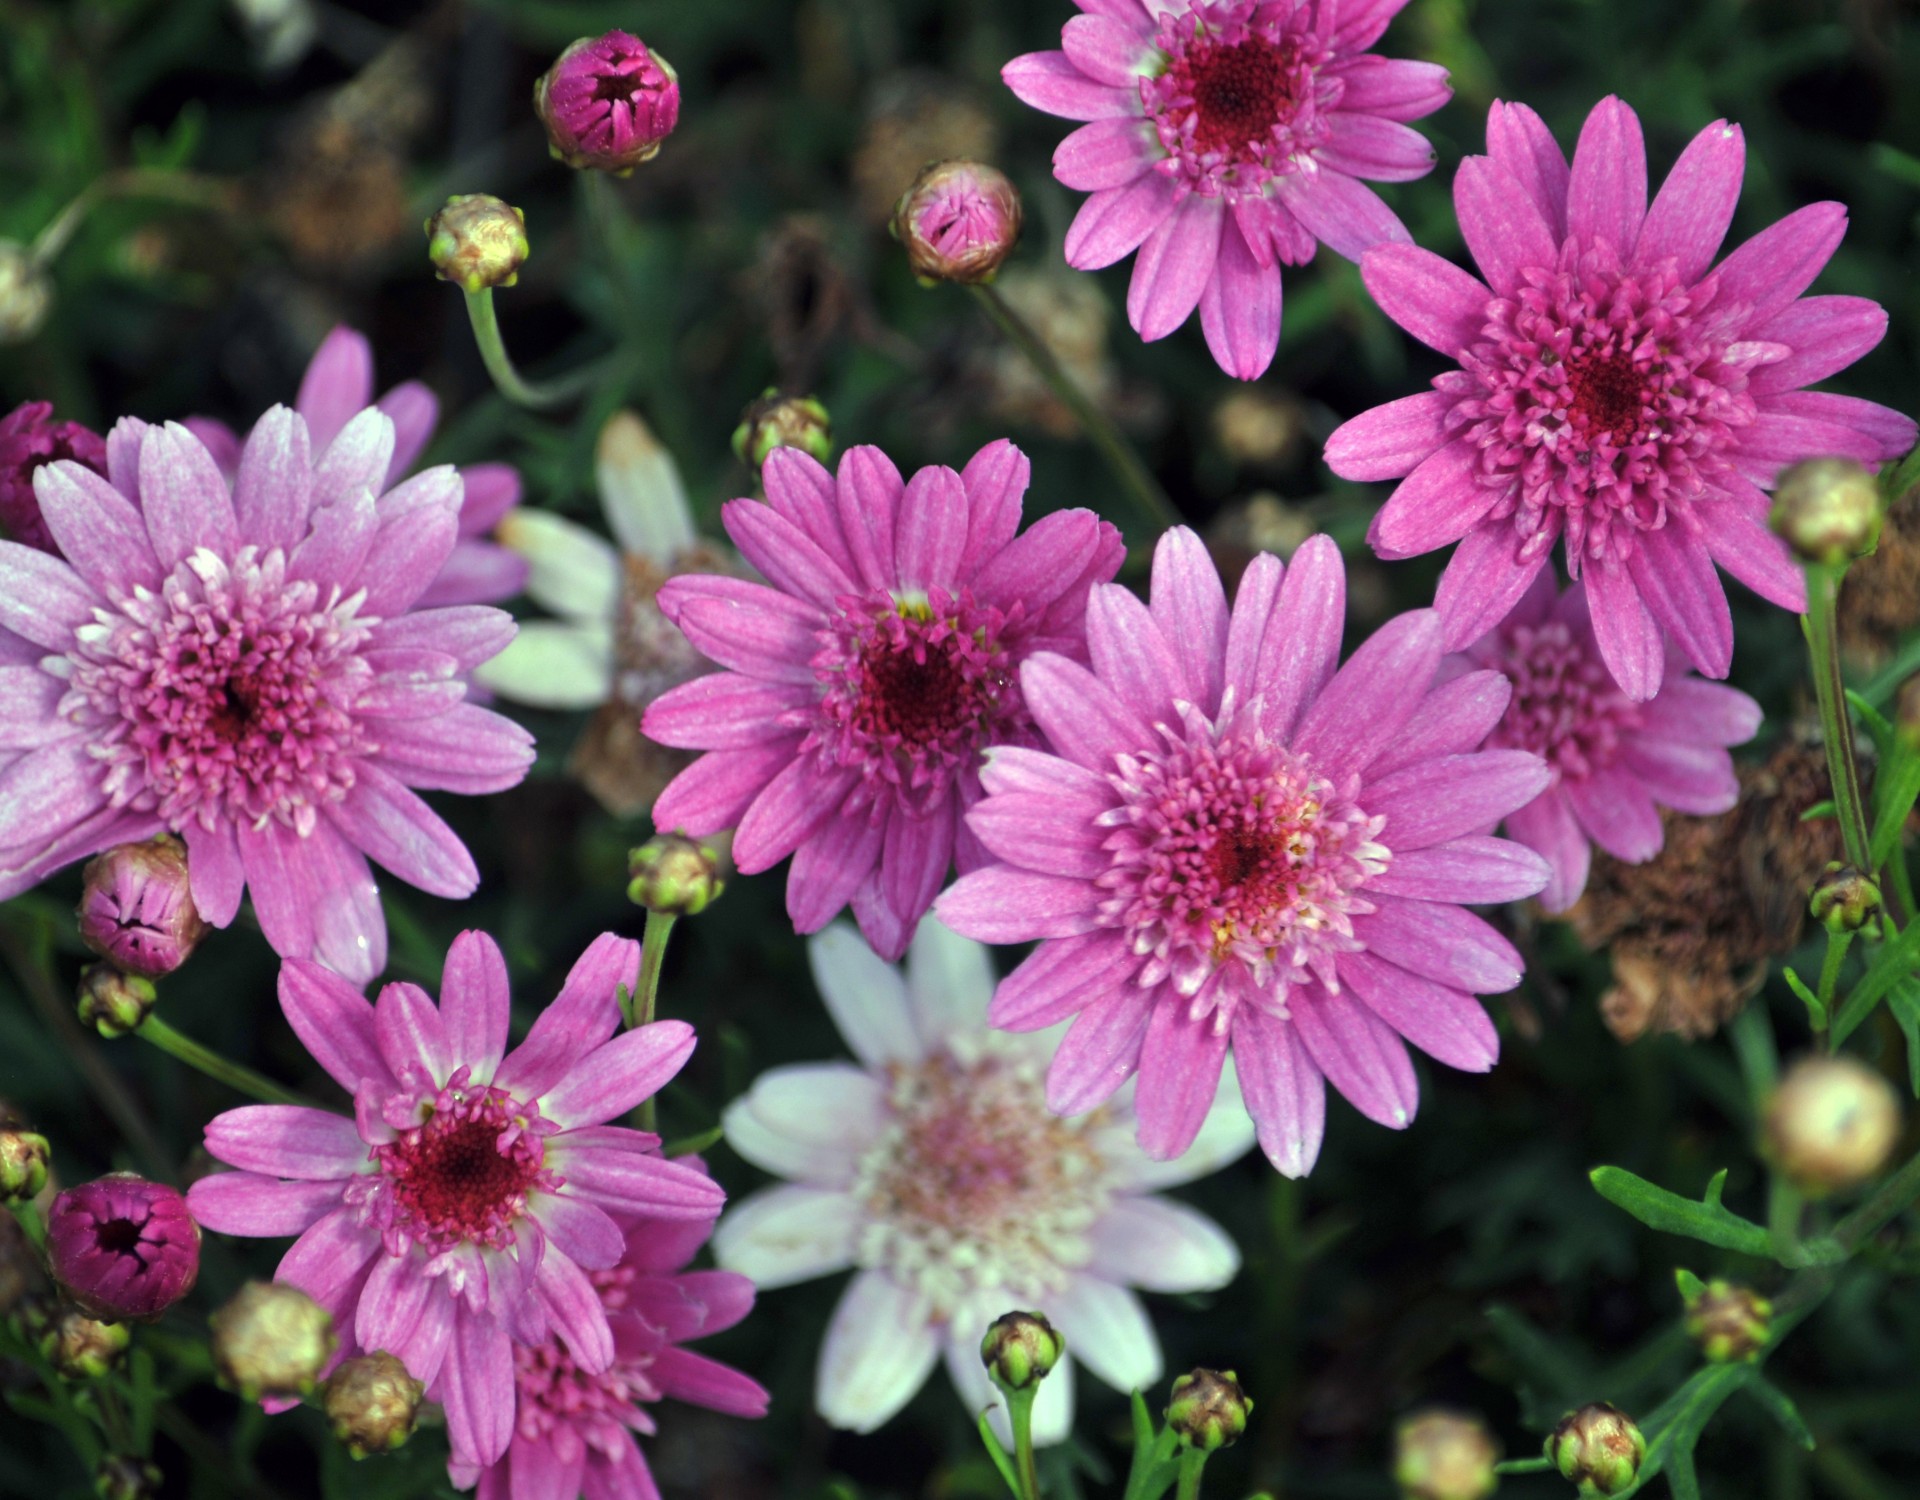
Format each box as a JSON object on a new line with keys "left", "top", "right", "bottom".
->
{"left": 0, "top": 400, "right": 107, "bottom": 552}
{"left": 891, "top": 160, "right": 1022, "bottom": 285}
{"left": 1761, "top": 1054, "right": 1902, "bottom": 1196}
{"left": 39, "top": 1302, "right": 131, "bottom": 1379}
{"left": 0, "top": 1128, "right": 50, "bottom": 1202}
{"left": 1680, "top": 1276, "right": 1772, "bottom": 1363}
{"left": 210, "top": 1281, "right": 337, "bottom": 1399}
{"left": 980, "top": 1310, "right": 1064, "bottom": 1393}
{"left": 628, "top": 831, "right": 731, "bottom": 917}
{"left": 78, "top": 835, "right": 208, "bottom": 978}
{"left": 47, "top": 1175, "right": 200, "bottom": 1321}
{"left": 93, "top": 1456, "right": 161, "bottom": 1500}
{"left": 732, "top": 389, "right": 833, "bottom": 473}
{"left": 77, "top": 964, "right": 159, "bottom": 1039}
{"left": 1547, "top": 1404, "right": 1645, "bottom": 1497}
{"left": 324, "top": 1351, "right": 426, "bottom": 1457}
{"left": 1166, "top": 1368, "right": 1252, "bottom": 1452}
{"left": 1809, "top": 863, "right": 1881, "bottom": 936}
{"left": 1770, "top": 457, "right": 1882, "bottom": 568}
{"left": 426, "top": 195, "right": 529, "bottom": 294}
{"left": 0, "top": 241, "right": 53, "bottom": 345}
{"left": 535, "top": 31, "right": 680, "bottom": 174}
{"left": 1393, "top": 1409, "right": 1500, "bottom": 1500}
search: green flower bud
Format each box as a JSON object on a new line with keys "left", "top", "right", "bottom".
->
{"left": 39, "top": 1302, "right": 131, "bottom": 1379}
{"left": 980, "top": 1310, "right": 1064, "bottom": 1394}
{"left": 426, "top": 195, "right": 529, "bottom": 293}
{"left": 0, "top": 241, "right": 53, "bottom": 345}
{"left": 1547, "top": 1404, "right": 1645, "bottom": 1497}
{"left": 628, "top": 831, "right": 731, "bottom": 917}
{"left": 1762, "top": 1055, "right": 1902, "bottom": 1196}
{"left": 732, "top": 388, "right": 833, "bottom": 473}
{"left": 325, "top": 1351, "right": 426, "bottom": 1457}
{"left": 0, "top": 1127, "right": 50, "bottom": 1202}
{"left": 1680, "top": 1276, "right": 1772, "bottom": 1364}
{"left": 1809, "top": 863, "right": 1880, "bottom": 935}
{"left": 210, "top": 1281, "right": 337, "bottom": 1400}
{"left": 1769, "top": 457, "right": 1882, "bottom": 567}
{"left": 1393, "top": 1408, "right": 1500, "bottom": 1500}
{"left": 1166, "top": 1368, "right": 1251, "bottom": 1452}
{"left": 76, "top": 963, "right": 159, "bottom": 1039}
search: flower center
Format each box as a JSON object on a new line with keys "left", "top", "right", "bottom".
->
{"left": 1142, "top": 1, "right": 1332, "bottom": 200}
{"left": 1097, "top": 707, "right": 1389, "bottom": 1008}
{"left": 1486, "top": 619, "right": 1643, "bottom": 783}
{"left": 1458, "top": 241, "right": 1758, "bottom": 570}
{"left": 853, "top": 1048, "right": 1110, "bottom": 1319}
{"left": 94, "top": 1217, "right": 144, "bottom": 1255}
{"left": 512, "top": 1336, "right": 661, "bottom": 1462}
{"left": 811, "top": 588, "right": 1031, "bottom": 816}
{"left": 364, "top": 1082, "right": 554, "bottom": 1255}
{"left": 65, "top": 547, "right": 378, "bottom": 837}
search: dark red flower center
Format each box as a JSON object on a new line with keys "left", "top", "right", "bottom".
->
{"left": 94, "top": 1217, "right": 144, "bottom": 1255}
{"left": 1187, "top": 37, "right": 1295, "bottom": 156}
{"left": 1565, "top": 346, "right": 1649, "bottom": 443}
{"left": 374, "top": 1088, "right": 547, "bottom": 1253}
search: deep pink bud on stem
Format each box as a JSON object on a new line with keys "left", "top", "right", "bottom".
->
{"left": 78, "top": 835, "right": 208, "bottom": 979}
{"left": 0, "top": 400, "right": 107, "bottom": 552}
{"left": 47, "top": 1174, "right": 201, "bottom": 1321}
{"left": 536, "top": 31, "right": 680, "bottom": 174}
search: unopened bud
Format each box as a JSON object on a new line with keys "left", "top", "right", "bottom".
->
{"left": 535, "top": 31, "right": 680, "bottom": 175}
{"left": 78, "top": 835, "right": 207, "bottom": 978}
{"left": 0, "top": 1128, "right": 49, "bottom": 1202}
{"left": 324, "top": 1351, "right": 426, "bottom": 1457}
{"left": 1770, "top": 457, "right": 1882, "bottom": 568}
{"left": 48, "top": 1175, "right": 199, "bottom": 1322}
{"left": 1166, "top": 1368, "right": 1251, "bottom": 1452}
{"left": 628, "top": 831, "right": 731, "bottom": 917}
{"left": 210, "top": 1281, "right": 337, "bottom": 1399}
{"left": 93, "top": 1456, "right": 161, "bottom": 1500}
{"left": 0, "top": 399, "right": 107, "bottom": 551}
{"left": 1393, "top": 1409, "right": 1500, "bottom": 1500}
{"left": 732, "top": 389, "right": 833, "bottom": 472}
{"left": 40, "top": 1303, "right": 131, "bottom": 1379}
{"left": 1761, "top": 1054, "right": 1902, "bottom": 1196}
{"left": 1679, "top": 1275, "right": 1771, "bottom": 1363}
{"left": 426, "top": 195, "right": 529, "bottom": 294}
{"left": 1809, "top": 863, "right": 1881, "bottom": 936}
{"left": 0, "top": 241, "right": 53, "bottom": 345}
{"left": 1547, "top": 1404, "right": 1645, "bottom": 1497}
{"left": 891, "top": 160, "right": 1022, "bottom": 285}
{"left": 980, "top": 1310, "right": 1063, "bottom": 1393}
{"left": 77, "top": 964, "right": 158, "bottom": 1039}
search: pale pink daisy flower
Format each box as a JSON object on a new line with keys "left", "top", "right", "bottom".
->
{"left": 1452, "top": 570, "right": 1761, "bottom": 912}
{"left": 187, "top": 931, "right": 727, "bottom": 1471}
{"left": 937, "top": 528, "right": 1555, "bottom": 1176}
{"left": 643, "top": 440, "right": 1124, "bottom": 960}
{"left": 452, "top": 1185, "right": 768, "bottom": 1500}
{"left": 188, "top": 326, "right": 529, "bottom": 608}
{"left": 1325, "top": 96, "right": 1919, "bottom": 699}
{"left": 1003, "top": 0, "right": 1448, "bottom": 379}
{"left": 0, "top": 412, "right": 532, "bottom": 981}
{"left": 716, "top": 918, "right": 1253, "bottom": 1442}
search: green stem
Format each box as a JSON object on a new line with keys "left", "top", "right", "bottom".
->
{"left": 1009, "top": 1385, "right": 1043, "bottom": 1500}
{"left": 1494, "top": 1457, "right": 1556, "bottom": 1475}
{"left": 1804, "top": 564, "right": 1873, "bottom": 871}
{"left": 969, "top": 283, "right": 1180, "bottom": 537}
{"left": 7, "top": 1199, "right": 45, "bottom": 1256}
{"left": 461, "top": 288, "right": 609, "bottom": 411}
{"left": 632, "top": 909, "right": 676, "bottom": 1133}
{"left": 1816, "top": 930, "right": 1852, "bottom": 1050}
{"left": 135, "top": 1017, "right": 307, "bottom": 1106}
{"left": 1830, "top": 1143, "right": 1920, "bottom": 1255}
{"left": 1173, "top": 1448, "right": 1207, "bottom": 1500}
{"left": 31, "top": 169, "right": 233, "bottom": 266}
{"left": 1769, "top": 1176, "right": 1805, "bottom": 1264}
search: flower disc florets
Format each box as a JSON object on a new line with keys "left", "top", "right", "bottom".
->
{"left": 1482, "top": 617, "right": 1641, "bottom": 782}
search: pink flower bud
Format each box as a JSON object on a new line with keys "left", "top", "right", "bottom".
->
{"left": 0, "top": 400, "right": 106, "bottom": 553}
{"left": 891, "top": 160, "right": 1022, "bottom": 285}
{"left": 535, "top": 31, "right": 680, "bottom": 174}
{"left": 77, "top": 835, "right": 208, "bottom": 979}
{"left": 47, "top": 1175, "right": 201, "bottom": 1321}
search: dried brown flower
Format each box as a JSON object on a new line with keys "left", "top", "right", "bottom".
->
{"left": 851, "top": 74, "right": 1000, "bottom": 225}
{"left": 1839, "top": 488, "right": 1920, "bottom": 667}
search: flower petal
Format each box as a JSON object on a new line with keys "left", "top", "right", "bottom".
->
{"left": 713, "top": 1184, "right": 860, "bottom": 1289}
{"left": 816, "top": 1271, "right": 940, "bottom": 1433}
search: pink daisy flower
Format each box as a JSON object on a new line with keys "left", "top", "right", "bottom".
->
{"left": 1452, "top": 571, "right": 1761, "bottom": 912}
{"left": 643, "top": 440, "right": 1123, "bottom": 960}
{"left": 1003, "top": 0, "right": 1449, "bottom": 379}
{"left": 186, "top": 931, "right": 727, "bottom": 1471}
{"left": 0, "top": 412, "right": 532, "bottom": 981}
{"left": 1324, "top": 96, "right": 1919, "bottom": 699}
{"left": 188, "top": 326, "right": 529, "bottom": 608}
{"left": 936, "top": 528, "right": 1555, "bottom": 1176}
{"left": 716, "top": 918, "right": 1252, "bottom": 1441}
{"left": 452, "top": 1186, "right": 768, "bottom": 1500}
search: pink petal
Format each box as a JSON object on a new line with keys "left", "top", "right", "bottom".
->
{"left": 1368, "top": 834, "right": 1549, "bottom": 904}
{"left": 892, "top": 464, "right": 969, "bottom": 593}
{"left": 1329, "top": 0, "right": 1414, "bottom": 51}
{"left": 1331, "top": 56, "right": 1451, "bottom": 122}
{"left": 1230, "top": 1007, "right": 1325, "bottom": 1177}
{"left": 1769, "top": 391, "right": 1916, "bottom": 461}
{"left": 1148, "top": 526, "right": 1229, "bottom": 715}
{"left": 1620, "top": 737, "right": 1740, "bottom": 816}
{"left": 377, "top": 381, "right": 439, "bottom": 482}
{"left": 1364, "top": 748, "right": 1552, "bottom": 850}
{"left": 1294, "top": 609, "right": 1443, "bottom": 784}
{"left": 651, "top": 1347, "right": 769, "bottom": 1417}
{"left": 1454, "top": 155, "right": 1558, "bottom": 297}
{"left": 1061, "top": 12, "right": 1158, "bottom": 86}
{"left": 139, "top": 422, "right": 239, "bottom": 570}
{"left": 186, "top": 1172, "right": 341, "bottom": 1237}
{"left": 645, "top": 673, "right": 813, "bottom": 751}
{"left": 958, "top": 439, "right": 1030, "bottom": 581}
{"left": 1638, "top": 678, "right": 1763, "bottom": 746}
{"left": 721, "top": 497, "right": 857, "bottom": 610}
{"left": 1087, "top": 579, "right": 1184, "bottom": 727}
{"left": 1292, "top": 987, "right": 1419, "bottom": 1128}
{"left": 280, "top": 958, "right": 393, "bottom": 1094}
{"left": 1565, "top": 96, "right": 1647, "bottom": 256}
{"left": 327, "top": 764, "right": 480, "bottom": 899}
{"left": 971, "top": 508, "right": 1115, "bottom": 614}
{"left": 1714, "top": 202, "right": 1848, "bottom": 328}
{"left": 934, "top": 864, "right": 1101, "bottom": 942}
{"left": 1065, "top": 173, "right": 1178, "bottom": 271}
{"left": 1627, "top": 528, "right": 1732, "bottom": 680}
{"left": 375, "top": 980, "right": 450, "bottom": 1088}
{"left": 1221, "top": 551, "right": 1284, "bottom": 695}
{"left": 1338, "top": 949, "right": 1499, "bottom": 1072}
{"left": 1583, "top": 559, "right": 1666, "bottom": 701}
{"left": 439, "top": 930, "right": 511, "bottom": 1080}
{"left": 1368, "top": 442, "right": 1501, "bottom": 557}
{"left": 551, "top": 1146, "right": 726, "bottom": 1221}
{"left": 184, "top": 819, "right": 247, "bottom": 928}
{"left": 1357, "top": 243, "right": 1492, "bottom": 360}
{"left": 34, "top": 459, "right": 162, "bottom": 598}
{"left": 493, "top": 933, "right": 637, "bottom": 1098}
{"left": 1319, "top": 113, "right": 1438, "bottom": 182}
{"left": 1133, "top": 1000, "right": 1230, "bottom": 1160}
{"left": 1127, "top": 195, "right": 1224, "bottom": 342}
{"left": 1354, "top": 895, "right": 1525, "bottom": 993}
{"left": 1750, "top": 296, "right": 1891, "bottom": 395}
{"left": 1367, "top": 669, "right": 1513, "bottom": 778}
{"left": 1566, "top": 769, "right": 1663, "bottom": 861}
{"left": 310, "top": 407, "right": 396, "bottom": 517}
{"left": 784, "top": 812, "right": 886, "bottom": 933}
{"left": 834, "top": 446, "right": 903, "bottom": 593}
{"left": 732, "top": 758, "right": 854, "bottom": 873}
{"left": 1504, "top": 788, "right": 1592, "bottom": 913}
{"left": 1327, "top": 391, "right": 1454, "bottom": 483}
{"left": 669, "top": 583, "right": 822, "bottom": 686}
{"left": 1003, "top": 50, "right": 1138, "bottom": 122}
{"left": 535, "top": 1250, "right": 614, "bottom": 1373}
{"left": 1054, "top": 116, "right": 1162, "bottom": 191}
{"left": 296, "top": 327, "right": 376, "bottom": 451}
{"left": 0, "top": 541, "right": 102, "bottom": 651}
{"left": 456, "top": 464, "right": 521, "bottom": 535}
{"left": 1198, "top": 212, "right": 1282, "bottom": 380}
{"left": 439, "top": 1307, "right": 515, "bottom": 1468}
{"left": 1020, "top": 652, "right": 1152, "bottom": 772}
{"left": 1484, "top": 100, "right": 1570, "bottom": 240}
{"left": 880, "top": 804, "right": 954, "bottom": 934}
{"left": 1252, "top": 535, "right": 1346, "bottom": 743}
{"left": 989, "top": 930, "right": 1130, "bottom": 1031}
{"left": 203, "top": 1105, "right": 367, "bottom": 1179}
{"left": 1433, "top": 520, "right": 1555, "bottom": 650}
{"left": 1635, "top": 120, "right": 1743, "bottom": 283}
{"left": 649, "top": 737, "right": 805, "bottom": 837}
{"left": 1272, "top": 164, "right": 1409, "bottom": 262}
{"left": 1046, "top": 983, "right": 1152, "bottom": 1115}
{"left": 356, "top": 1252, "right": 433, "bottom": 1361}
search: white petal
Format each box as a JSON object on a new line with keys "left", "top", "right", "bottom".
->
{"left": 944, "top": 1316, "right": 1078, "bottom": 1449}
{"left": 808, "top": 922, "right": 922, "bottom": 1067}
{"left": 1101, "top": 1056, "right": 1257, "bottom": 1189}
{"left": 471, "top": 621, "right": 613, "bottom": 710}
{"left": 496, "top": 509, "right": 620, "bottom": 621}
{"left": 722, "top": 1064, "right": 886, "bottom": 1186}
{"left": 906, "top": 915, "right": 996, "bottom": 1047}
{"left": 1052, "top": 1276, "right": 1161, "bottom": 1394}
{"left": 597, "top": 410, "right": 695, "bottom": 563}
{"left": 1087, "top": 1197, "right": 1240, "bottom": 1293}
{"left": 712, "top": 1184, "right": 859, "bottom": 1290}
{"left": 816, "top": 1270, "right": 941, "bottom": 1433}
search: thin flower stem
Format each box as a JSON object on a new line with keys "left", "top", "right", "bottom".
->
{"left": 1803, "top": 565, "right": 1873, "bottom": 872}
{"left": 31, "top": 169, "right": 234, "bottom": 266}
{"left": 461, "top": 288, "right": 609, "bottom": 411}
{"left": 1816, "top": 930, "right": 1852, "bottom": 1050}
{"left": 1769, "top": 1176, "right": 1805, "bottom": 1263}
{"left": 633, "top": 909, "right": 676, "bottom": 1134}
{"left": 135, "top": 1017, "right": 307, "bottom": 1106}
{"left": 1173, "top": 1449, "right": 1208, "bottom": 1500}
{"left": 1830, "top": 1143, "right": 1920, "bottom": 1255}
{"left": 1494, "top": 1457, "right": 1556, "bottom": 1475}
{"left": 968, "top": 283, "right": 1180, "bottom": 537}
{"left": 1008, "top": 1385, "right": 1043, "bottom": 1500}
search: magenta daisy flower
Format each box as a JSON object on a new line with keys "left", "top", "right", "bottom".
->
{"left": 186, "top": 931, "right": 727, "bottom": 1471}
{"left": 1325, "top": 96, "right": 1919, "bottom": 699}
{"left": 452, "top": 1187, "right": 768, "bottom": 1500}
{"left": 0, "top": 412, "right": 532, "bottom": 981}
{"left": 188, "top": 326, "right": 529, "bottom": 608}
{"left": 1453, "top": 571, "right": 1761, "bottom": 912}
{"left": 1003, "top": 0, "right": 1449, "bottom": 379}
{"left": 936, "top": 528, "right": 1554, "bottom": 1176}
{"left": 643, "top": 440, "right": 1124, "bottom": 960}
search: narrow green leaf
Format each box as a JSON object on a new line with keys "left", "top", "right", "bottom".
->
{"left": 1589, "top": 1167, "right": 1771, "bottom": 1257}
{"left": 1665, "top": 1444, "right": 1701, "bottom": 1500}
{"left": 1745, "top": 1376, "right": 1817, "bottom": 1450}
{"left": 1846, "top": 690, "right": 1895, "bottom": 754}
{"left": 1782, "top": 967, "right": 1827, "bottom": 1030}
{"left": 1830, "top": 916, "right": 1920, "bottom": 1047}
{"left": 977, "top": 1410, "right": 1022, "bottom": 1499}
{"left": 662, "top": 1124, "right": 725, "bottom": 1158}
{"left": 1889, "top": 979, "right": 1920, "bottom": 1096}
{"left": 1800, "top": 800, "right": 1838, "bottom": 822}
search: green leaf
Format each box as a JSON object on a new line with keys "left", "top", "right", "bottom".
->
{"left": 1830, "top": 914, "right": 1920, "bottom": 1047}
{"left": 977, "top": 1410, "right": 1023, "bottom": 1500}
{"left": 1665, "top": 1444, "right": 1701, "bottom": 1500}
{"left": 1589, "top": 1167, "right": 1771, "bottom": 1257}
{"left": 1890, "top": 979, "right": 1920, "bottom": 1096}
{"left": 1745, "top": 1376, "right": 1817, "bottom": 1450}
{"left": 1627, "top": 1364, "right": 1752, "bottom": 1495}
{"left": 1782, "top": 967, "right": 1827, "bottom": 1030}
{"left": 1673, "top": 1267, "right": 1707, "bottom": 1303}
{"left": 1800, "top": 800, "right": 1838, "bottom": 822}
{"left": 662, "top": 1124, "right": 725, "bottom": 1158}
